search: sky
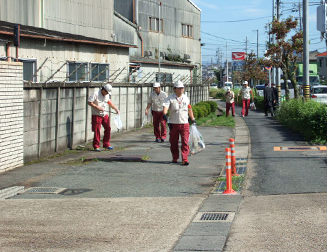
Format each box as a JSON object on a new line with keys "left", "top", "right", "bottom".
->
{"left": 192, "top": 0, "right": 327, "bottom": 66}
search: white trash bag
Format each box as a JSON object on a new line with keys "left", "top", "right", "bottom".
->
{"left": 141, "top": 116, "right": 148, "bottom": 128}
{"left": 250, "top": 102, "right": 256, "bottom": 110}
{"left": 114, "top": 114, "right": 123, "bottom": 130}
{"left": 189, "top": 124, "right": 205, "bottom": 155}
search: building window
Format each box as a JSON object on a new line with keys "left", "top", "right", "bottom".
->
{"left": 320, "top": 59, "right": 323, "bottom": 67}
{"left": 149, "top": 17, "right": 163, "bottom": 32}
{"left": 91, "top": 63, "right": 109, "bottom": 82}
{"left": 67, "top": 62, "right": 88, "bottom": 82}
{"left": 182, "top": 24, "right": 193, "bottom": 38}
{"left": 156, "top": 72, "right": 173, "bottom": 83}
{"left": 20, "top": 59, "right": 37, "bottom": 82}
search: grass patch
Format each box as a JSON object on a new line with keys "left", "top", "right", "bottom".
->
{"left": 197, "top": 112, "right": 235, "bottom": 127}
{"left": 142, "top": 155, "right": 151, "bottom": 161}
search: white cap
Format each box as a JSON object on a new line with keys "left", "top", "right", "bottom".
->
{"left": 174, "top": 80, "right": 184, "bottom": 88}
{"left": 226, "top": 87, "right": 231, "bottom": 91}
{"left": 153, "top": 82, "right": 160, "bottom": 88}
{"left": 103, "top": 84, "right": 112, "bottom": 95}
{"left": 243, "top": 81, "right": 248, "bottom": 85}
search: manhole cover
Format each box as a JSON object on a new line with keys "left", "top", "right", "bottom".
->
{"left": 193, "top": 212, "right": 235, "bottom": 222}
{"left": 19, "top": 187, "right": 66, "bottom": 194}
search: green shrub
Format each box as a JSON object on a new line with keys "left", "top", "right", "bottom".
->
{"left": 215, "top": 89, "right": 226, "bottom": 99}
{"left": 197, "top": 102, "right": 211, "bottom": 113}
{"left": 276, "top": 99, "right": 327, "bottom": 143}
{"left": 192, "top": 106, "right": 199, "bottom": 119}
{"left": 206, "top": 101, "right": 218, "bottom": 112}
{"left": 254, "top": 96, "right": 264, "bottom": 111}
{"left": 209, "top": 89, "right": 219, "bottom": 98}
{"left": 193, "top": 105, "right": 207, "bottom": 118}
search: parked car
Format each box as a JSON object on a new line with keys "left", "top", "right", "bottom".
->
{"left": 310, "top": 85, "right": 327, "bottom": 104}
{"left": 209, "top": 83, "right": 218, "bottom": 89}
{"left": 255, "top": 84, "right": 265, "bottom": 96}
{"left": 233, "top": 83, "right": 242, "bottom": 90}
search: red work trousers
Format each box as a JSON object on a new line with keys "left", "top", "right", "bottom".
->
{"left": 169, "top": 123, "right": 190, "bottom": 162}
{"left": 241, "top": 99, "right": 251, "bottom": 116}
{"left": 91, "top": 114, "right": 111, "bottom": 148}
{"left": 152, "top": 111, "right": 167, "bottom": 139}
{"left": 226, "top": 102, "right": 235, "bottom": 117}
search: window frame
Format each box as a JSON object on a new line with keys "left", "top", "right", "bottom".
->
{"left": 19, "top": 58, "right": 37, "bottom": 82}
{"left": 182, "top": 23, "right": 193, "bottom": 38}
{"left": 149, "top": 16, "right": 163, "bottom": 33}
{"left": 90, "top": 63, "right": 110, "bottom": 82}
{"left": 67, "top": 61, "right": 88, "bottom": 82}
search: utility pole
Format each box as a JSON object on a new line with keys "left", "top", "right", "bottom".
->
{"left": 272, "top": 0, "right": 276, "bottom": 84}
{"left": 226, "top": 42, "right": 228, "bottom": 83}
{"left": 158, "top": 2, "right": 161, "bottom": 79}
{"left": 257, "top": 30, "right": 259, "bottom": 58}
{"left": 245, "top": 37, "right": 248, "bottom": 55}
{"left": 303, "top": 0, "right": 310, "bottom": 101}
{"left": 276, "top": 0, "right": 281, "bottom": 105}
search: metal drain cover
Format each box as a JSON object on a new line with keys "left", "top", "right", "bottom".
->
{"left": 19, "top": 187, "right": 66, "bottom": 194}
{"left": 193, "top": 212, "right": 235, "bottom": 222}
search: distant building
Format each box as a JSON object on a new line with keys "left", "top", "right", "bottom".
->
{"left": 0, "top": 0, "right": 201, "bottom": 84}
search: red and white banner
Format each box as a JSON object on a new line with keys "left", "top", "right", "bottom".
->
{"left": 232, "top": 52, "right": 245, "bottom": 61}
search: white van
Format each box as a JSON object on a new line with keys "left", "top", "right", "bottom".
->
{"left": 223, "top": 82, "right": 233, "bottom": 91}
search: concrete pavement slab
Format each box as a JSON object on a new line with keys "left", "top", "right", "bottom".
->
{"left": 0, "top": 197, "right": 205, "bottom": 252}
{"left": 224, "top": 193, "right": 327, "bottom": 252}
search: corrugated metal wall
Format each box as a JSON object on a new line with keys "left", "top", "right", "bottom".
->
{"left": 0, "top": 0, "right": 116, "bottom": 42}
{"left": 0, "top": 0, "right": 40, "bottom": 26}
{"left": 136, "top": 0, "right": 201, "bottom": 65}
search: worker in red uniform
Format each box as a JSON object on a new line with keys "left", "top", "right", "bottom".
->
{"left": 87, "top": 84, "right": 119, "bottom": 151}
{"left": 145, "top": 82, "right": 168, "bottom": 142}
{"left": 163, "top": 80, "right": 195, "bottom": 165}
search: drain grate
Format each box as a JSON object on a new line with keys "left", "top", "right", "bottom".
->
{"left": 193, "top": 212, "right": 235, "bottom": 222}
{"left": 200, "top": 213, "right": 228, "bottom": 221}
{"left": 19, "top": 187, "right": 66, "bottom": 194}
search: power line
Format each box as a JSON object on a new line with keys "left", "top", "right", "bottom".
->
{"left": 201, "top": 16, "right": 271, "bottom": 23}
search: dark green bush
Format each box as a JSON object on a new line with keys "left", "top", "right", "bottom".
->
{"left": 192, "top": 106, "right": 199, "bottom": 119}
{"left": 276, "top": 99, "right": 327, "bottom": 143}
{"left": 206, "top": 101, "right": 218, "bottom": 112}
{"left": 209, "top": 89, "right": 219, "bottom": 98}
{"left": 215, "top": 89, "right": 226, "bottom": 99}
{"left": 197, "top": 102, "right": 211, "bottom": 113}
{"left": 254, "top": 96, "right": 264, "bottom": 111}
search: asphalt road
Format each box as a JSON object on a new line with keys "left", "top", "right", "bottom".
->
{"left": 222, "top": 101, "right": 327, "bottom": 252}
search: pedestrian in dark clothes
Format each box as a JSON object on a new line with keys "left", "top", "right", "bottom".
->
{"left": 271, "top": 83, "right": 278, "bottom": 111}
{"left": 264, "top": 83, "right": 275, "bottom": 117}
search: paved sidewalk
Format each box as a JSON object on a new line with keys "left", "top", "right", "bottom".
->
{"left": 0, "top": 102, "right": 250, "bottom": 252}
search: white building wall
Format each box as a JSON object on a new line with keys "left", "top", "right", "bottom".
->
{"left": 0, "top": 62, "right": 24, "bottom": 173}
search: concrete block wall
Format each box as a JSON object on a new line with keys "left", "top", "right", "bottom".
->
{"left": 22, "top": 83, "right": 208, "bottom": 163}
{"left": 0, "top": 62, "right": 24, "bottom": 173}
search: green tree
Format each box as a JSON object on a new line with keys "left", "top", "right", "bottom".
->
{"left": 242, "top": 52, "right": 267, "bottom": 84}
{"left": 263, "top": 17, "right": 303, "bottom": 100}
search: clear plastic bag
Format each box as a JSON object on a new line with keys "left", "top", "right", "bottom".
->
{"left": 114, "top": 114, "right": 123, "bottom": 129}
{"left": 141, "top": 116, "right": 148, "bottom": 128}
{"left": 189, "top": 124, "right": 205, "bottom": 155}
{"left": 250, "top": 102, "right": 256, "bottom": 110}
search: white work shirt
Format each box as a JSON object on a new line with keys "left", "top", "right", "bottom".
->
{"left": 148, "top": 91, "right": 168, "bottom": 111}
{"left": 240, "top": 87, "right": 252, "bottom": 100}
{"left": 163, "top": 93, "right": 190, "bottom": 124}
{"left": 88, "top": 89, "right": 110, "bottom": 117}
{"left": 225, "top": 91, "right": 234, "bottom": 103}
